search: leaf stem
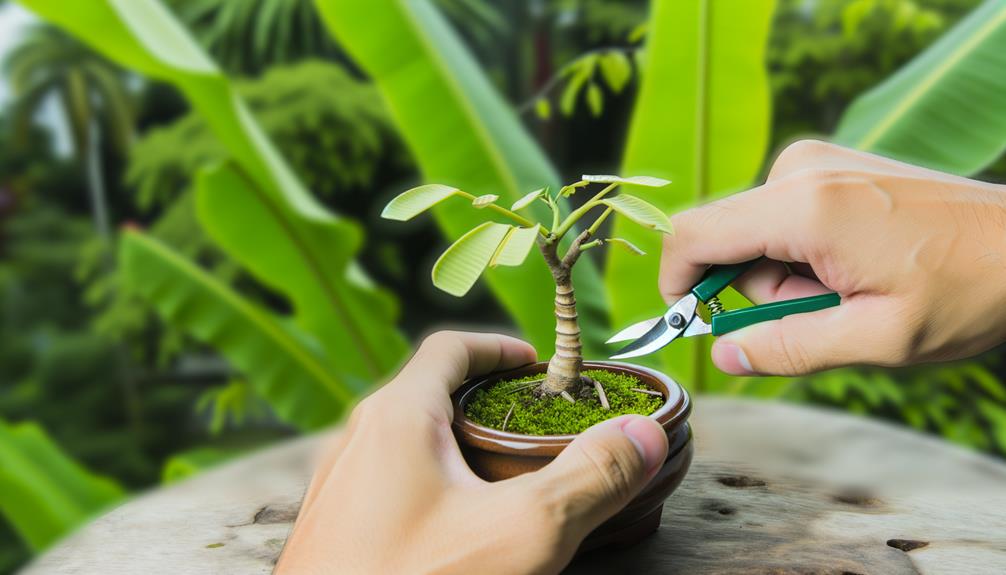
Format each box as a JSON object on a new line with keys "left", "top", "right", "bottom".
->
{"left": 545, "top": 195, "right": 562, "bottom": 235}
{"left": 553, "top": 183, "right": 618, "bottom": 240}
{"left": 456, "top": 191, "right": 543, "bottom": 233}
{"left": 587, "top": 206, "right": 614, "bottom": 235}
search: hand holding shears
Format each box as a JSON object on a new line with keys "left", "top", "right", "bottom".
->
{"left": 608, "top": 258, "right": 840, "bottom": 359}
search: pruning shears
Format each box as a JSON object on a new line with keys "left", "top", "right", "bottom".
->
{"left": 607, "top": 258, "right": 841, "bottom": 359}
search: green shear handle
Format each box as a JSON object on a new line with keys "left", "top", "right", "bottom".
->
{"left": 691, "top": 259, "right": 841, "bottom": 336}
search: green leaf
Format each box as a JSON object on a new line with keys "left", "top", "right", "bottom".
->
{"left": 20, "top": 0, "right": 326, "bottom": 223}
{"left": 491, "top": 225, "right": 540, "bottom": 267}
{"left": 586, "top": 82, "right": 603, "bottom": 117}
{"left": 511, "top": 188, "right": 546, "bottom": 211}
{"left": 534, "top": 98, "right": 551, "bottom": 120}
{"left": 606, "top": 237, "right": 646, "bottom": 256}
{"left": 559, "top": 180, "right": 590, "bottom": 197}
{"left": 432, "top": 222, "right": 511, "bottom": 296}
{"left": 600, "top": 194, "right": 674, "bottom": 235}
{"left": 560, "top": 55, "right": 597, "bottom": 116}
{"left": 472, "top": 193, "right": 499, "bottom": 208}
{"left": 120, "top": 230, "right": 356, "bottom": 430}
{"left": 612, "top": 0, "right": 776, "bottom": 390}
{"left": 599, "top": 51, "right": 632, "bottom": 93}
{"left": 24, "top": 0, "right": 409, "bottom": 382}
{"left": 0, "top": 419, "right": 123, "bottom": 551}
{"left": 197, "top": 163, "right": 408, "bottom": 383}
{"left": 316, "top": 0, "right": 608, "bottom": 356}
{"left": 382, "top": 184, "right": 461, "bottom": 220}
{"left": 582, "top": 174, "right": 671, "bottom": 187}
{"left": 834, "top": 0, "right": 1006, "bottom": 175}
{"left": 977, "top": 399, "right": 1006, "bottom": 451}
{"left": 162, "top": 447, "right": 242, "bottom": 484}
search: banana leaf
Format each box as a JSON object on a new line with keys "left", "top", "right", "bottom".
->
{"left": 197, "top": 163, "right": 408, "bottom": 381}
{"left": 0, "top": 420, "right": 123, "bottom": 551}
{"left": 315, "top": 0, "right": 609, "bottom": 356}
{"left": 612, "top": 0, "right": 776, "bottom": 391}
{"left": 120, "top": 230, "right": 358, "bottom": 430}
{"left": 834, "top": 0, "right": 1006, "bottom": 176}
{"left": 22, "top": 0, "right": 407, "bottom": 381}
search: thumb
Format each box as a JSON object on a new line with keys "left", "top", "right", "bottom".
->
{"left": 530, "top": 415, "right": 668, "bottom": 535}
{"left": 711, "top": 299, "right": 886, "bottom": 375}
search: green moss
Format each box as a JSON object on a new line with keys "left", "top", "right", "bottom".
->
{"left": 464, "top": 369, "right": 662, "bottom": 435}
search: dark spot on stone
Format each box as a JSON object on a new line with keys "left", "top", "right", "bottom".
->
{"left": 206, "top": 543, "right": 224, "bottom": 549}
{"left": 887, "top": 539, "right": 929, "bottom": 552}
{"left": 717, "top": 475, "right": 766, "bottom": 488}
{"left": 701, "top": 499, "right": 736, "bottom": 518}
{"left": 832, "top": 489, "right": 880, "bottom": 507}
{"left": 842, "top": 572, "right": 866, "bottom": 575}
{"left": 254, "top": 504, "right": 299, "bottom": 524}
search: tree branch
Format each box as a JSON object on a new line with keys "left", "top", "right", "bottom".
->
{"left": 561, "top": 229, "right": 593, "bottom": 269}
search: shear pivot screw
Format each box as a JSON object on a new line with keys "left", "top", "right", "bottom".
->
{"left": 669, "top": 313, "right": 686, "bottom": 329}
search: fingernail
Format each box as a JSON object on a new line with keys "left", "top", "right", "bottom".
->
{"left": 620, "top": 416, "right": 667, "bottom": 473}
{"left": 712, "top": 342, "right": 755, "bottom": 375}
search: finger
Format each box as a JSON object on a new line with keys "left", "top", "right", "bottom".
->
{"left": 730, "top": 258, "right": 832, "bottom": 304}
{"left": 659, "top": 182, "right": 812, "bottom": 302}
{"left": 393, "top": 331, "right": 537, "bottom": 397}
{"left": 711, "top": 296, "right": 892, "bottom": 376}
{"left": 525, "top": 415, "right": 667, "bottom": 536}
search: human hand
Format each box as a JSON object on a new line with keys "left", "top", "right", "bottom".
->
{"left": 275, "top": 331, "right": 668, "bottom": 575}
{"left": 660, "top": 140, "right": 1006, "bottom": 376}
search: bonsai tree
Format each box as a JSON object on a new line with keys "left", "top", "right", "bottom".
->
{"left": 382, "top": 175, "right": 672, "bottom": 399}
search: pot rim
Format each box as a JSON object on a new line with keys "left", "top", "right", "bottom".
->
{"left": 451, "top": 360, "right": 691, "bottom": 452}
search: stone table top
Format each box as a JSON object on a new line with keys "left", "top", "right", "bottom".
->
{"left": 25, "top": 398, "right": 1006, "bottom": 574}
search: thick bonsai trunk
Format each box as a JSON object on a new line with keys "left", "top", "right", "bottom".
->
{"left": 541, "top": 280, "right": 583, "bottom": 394}
{"left": 537, "top": 231, "right": 592, "bottom": 396}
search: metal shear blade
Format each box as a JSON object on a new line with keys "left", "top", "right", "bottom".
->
{"left": 609, "top": 294, "right": 700, "bottom": 359}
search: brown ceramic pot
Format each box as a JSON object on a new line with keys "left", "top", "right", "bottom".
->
{"left": 451, "top": 360, "right": 693, "bottom": 552}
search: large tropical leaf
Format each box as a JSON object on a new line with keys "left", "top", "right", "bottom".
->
{"left": 834, "top": 0, "right": 1006, "bottom": 175}
{"left": 315, "top": 0, "right": 609, "bottom": 356}
{"left": 612, "top": 0, "right": 776, "bottom": 390}
{"left": 197, "top": 163, "right": 408, "bottom": 381}
{"left": 22, "top": 0, "right": 407, "bottom": 381}
{"left": 0, "top": 419, "right": 123, "bottom": 551}
{"left": 119, "top": 230, "right": 358, "bottom": 430}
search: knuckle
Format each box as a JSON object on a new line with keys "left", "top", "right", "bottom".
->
{"left": 415, "top": 330, "right": 469, "bottom": 372}
{"left": 347, "top": 394, "right": 384, "bottom": 432}
{"left": 420, "top": 330, "right": 462, "bottom": 353}
{"left": 796, "top": 169, "right": 850, "bottom": 226}
{"left": 780, "top": 139, "right": 833, "bottom": 160}
{"left": 772, "top": 322, "right": 815, "bottom": 375}
{"left": 771, "top": 139, "right": 834, "bottom": 179}
{"left": 580, "top": 443, "right": 637, "bottom": 503}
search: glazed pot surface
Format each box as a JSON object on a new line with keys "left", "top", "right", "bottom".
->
{"left": 451, "top": 361, "right": 693, "bottom": 552}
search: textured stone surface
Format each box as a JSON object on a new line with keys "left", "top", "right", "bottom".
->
{"left": 26, "top": 398, "right": 1006, "bottom": 574}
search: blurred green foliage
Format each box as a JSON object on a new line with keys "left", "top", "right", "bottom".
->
{"left": 128, "top": 60, "right": 405, "bottom": 211}
{"left": 1, "top": 0, "right": 1005, "bottom": 572}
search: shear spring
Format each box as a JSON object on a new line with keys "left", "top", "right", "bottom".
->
{"left": 707, "top": 296, "right": 725, "bottom": 316}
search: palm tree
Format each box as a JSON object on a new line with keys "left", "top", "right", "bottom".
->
{"left": 4, "top": 25, "right": 133, "bottom": 239}
{"left": 4, "top": 25, "right": 141, "bottom": 435}
{"left": 168, "top": 0, "right": 504, "bottom": 77}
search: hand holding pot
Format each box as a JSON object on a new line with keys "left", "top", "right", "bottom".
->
{"left": 660, "top": 140, "right": 1006, "bottom": 376}
{"left": 275, "top": 331, "right": 668, "bottom": 575}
